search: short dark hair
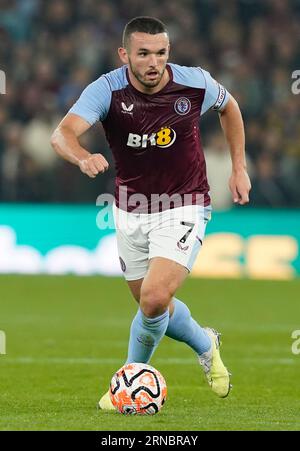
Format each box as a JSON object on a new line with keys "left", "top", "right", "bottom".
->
{"left": 122, "top": 16, "right": 168, "bottom": 49}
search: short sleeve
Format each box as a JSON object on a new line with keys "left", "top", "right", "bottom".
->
{"left": 68, "top": 76, "right": 112, "bottom": 125}
{"left": 200, "top": 69, "right": 230, "bottom": 116}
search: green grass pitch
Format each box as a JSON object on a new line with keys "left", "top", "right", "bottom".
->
{"left": 0, "top": 275, "right": 299, "bottom": 431}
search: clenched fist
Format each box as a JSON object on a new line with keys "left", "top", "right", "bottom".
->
{"left": 229, "top": 168, "right": 251, "bottom": 205}
{"left": 79, "top": 153, "right": 109, "bottom": 178}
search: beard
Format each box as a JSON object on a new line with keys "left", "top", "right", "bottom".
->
{"left": 128, "top": 59, "right": 166, "bottom": 88}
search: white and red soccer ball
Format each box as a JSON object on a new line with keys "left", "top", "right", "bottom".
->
{"left": 109, "top": 363, "right": 167, "bottom": 415}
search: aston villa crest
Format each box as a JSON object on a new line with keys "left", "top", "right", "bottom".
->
{"left": 174, "top": 97, "right": 191, "bottom": 115}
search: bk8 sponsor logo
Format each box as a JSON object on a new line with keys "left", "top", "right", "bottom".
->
{"left": 127, "top": 127, "right": 176, "bottom": 149}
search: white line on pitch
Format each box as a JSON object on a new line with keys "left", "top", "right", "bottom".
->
{"left": 1, "top": 357, "right": 297, "bottom": 365}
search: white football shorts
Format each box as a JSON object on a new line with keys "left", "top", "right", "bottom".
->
{"left": 113, "top": 203, "right": 212, "bottom": 281}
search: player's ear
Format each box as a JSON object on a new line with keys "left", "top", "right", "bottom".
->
{"left": 167, "top": 43, "right": 170, "bottom": 58}
{"left": 118, "top": 47, "right": 128, "bottom": 64}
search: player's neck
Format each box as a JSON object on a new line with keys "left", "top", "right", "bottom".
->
{"left": 128, "top": 67, "right": 170, "bottom": 95}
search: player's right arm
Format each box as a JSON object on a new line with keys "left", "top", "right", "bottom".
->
{"left": 51, "top": 75, "right": 112, "bottom": 178}
{"left": 51, "top": 113, "right": 109, "bottom": 178}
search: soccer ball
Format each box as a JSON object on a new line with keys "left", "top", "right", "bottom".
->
{"left": 109, "top": 362, "right": 167, "bottom": 415}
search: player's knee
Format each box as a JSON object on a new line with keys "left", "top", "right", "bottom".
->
{"left": 140, "top": 285, "right": 171, "bottom": 318}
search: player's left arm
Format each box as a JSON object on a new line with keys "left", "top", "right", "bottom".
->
{"left": 219, "top": 95, "right": 251, "bottom": 205}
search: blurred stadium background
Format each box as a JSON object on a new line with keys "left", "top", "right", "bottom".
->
{"left": 0, "top": 0, "right": 300, "bottom": 431}
{"left": 0, "top": 0, "right": 299, "bottom": 278}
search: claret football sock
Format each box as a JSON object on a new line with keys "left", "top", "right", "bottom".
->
{"left": 165, "top": 298, "right": 211, "bottom": 355}
{"left": 126, "top": 308, "right": 169, "bottom": 364}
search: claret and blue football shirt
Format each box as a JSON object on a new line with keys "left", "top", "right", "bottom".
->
{"left": 69, "top": 63, "right": 230, "bottom": 212}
